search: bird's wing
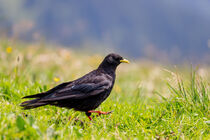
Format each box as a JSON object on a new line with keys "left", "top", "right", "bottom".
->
{"left": 22, "top": 82, "right": 71, "bottom": 99}
{"left": 40, "top": 80, "right": 110, "bottom": 102}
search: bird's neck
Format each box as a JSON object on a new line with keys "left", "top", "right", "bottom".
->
{"left": 98, "top": 63, "right": 117, "bottom": 75}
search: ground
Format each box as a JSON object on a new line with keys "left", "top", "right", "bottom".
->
{"left": 0, "top": 40, "right": 209, "bottom": 139}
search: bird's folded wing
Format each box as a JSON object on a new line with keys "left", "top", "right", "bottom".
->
{"left": 22, "top": 82, "right": 71, "bottom": 99}
{"left": 40, "top": 81, "right": 110, "bottom": 102}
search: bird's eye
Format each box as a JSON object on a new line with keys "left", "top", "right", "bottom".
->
{"left": 113, "top": 57, "right": 119, "bottom": 61}
{"left": 116, "top": 57, "right": 121, "bottom": 61}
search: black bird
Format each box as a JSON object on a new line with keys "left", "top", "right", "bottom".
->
{"left": 20, "top": 53, "right": 129, "bottom": 120}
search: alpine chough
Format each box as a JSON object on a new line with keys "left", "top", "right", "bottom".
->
{"left": 20, "top": 53, "right": 129, "bottom": 120}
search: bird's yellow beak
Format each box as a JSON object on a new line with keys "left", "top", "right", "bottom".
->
{"left": 120, "top": 59, "right": 130, "bottom": 63}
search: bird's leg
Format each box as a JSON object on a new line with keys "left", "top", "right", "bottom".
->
{"left": 88, "top": 110, "right": 113, "bottom": 116}
{"left": 85, "top": 112, "right": 92, "bottom": 121}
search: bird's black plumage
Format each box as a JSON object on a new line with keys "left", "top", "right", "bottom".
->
{"left": 20, "top": 53, "right": 129, "bottom": 120}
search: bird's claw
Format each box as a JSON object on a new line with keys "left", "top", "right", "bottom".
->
{"left": 105, "top": 111, "right": 113, "bottom": 114}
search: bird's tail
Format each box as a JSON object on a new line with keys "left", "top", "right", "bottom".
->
{"left": 20, "top": 99, "right": 48, "bottom": 110}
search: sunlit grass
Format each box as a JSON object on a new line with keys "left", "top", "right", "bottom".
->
{"left": 0, "top": 40, "right": 209, "bottom": 139}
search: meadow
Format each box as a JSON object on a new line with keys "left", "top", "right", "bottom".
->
{"left": 0, "top": 40, "right": 209, "bottom": 139}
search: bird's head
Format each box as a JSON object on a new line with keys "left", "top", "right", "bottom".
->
{"left": 98, "top": 53, "right": 129, "bottom": 71}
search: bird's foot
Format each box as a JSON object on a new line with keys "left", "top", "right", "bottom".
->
{"left": 86, "top": 111, "right": 113, "bottom": 121}
{"left": 88, "top": 110, "right": 113, "bottom": 116}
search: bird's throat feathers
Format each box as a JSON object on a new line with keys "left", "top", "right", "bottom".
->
{"left": 98, "top": 61, "right": 118, "bottom": 75}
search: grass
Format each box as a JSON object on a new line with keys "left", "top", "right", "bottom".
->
{"left": 0, "top": 41, "right": 209, "bottom": 139}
